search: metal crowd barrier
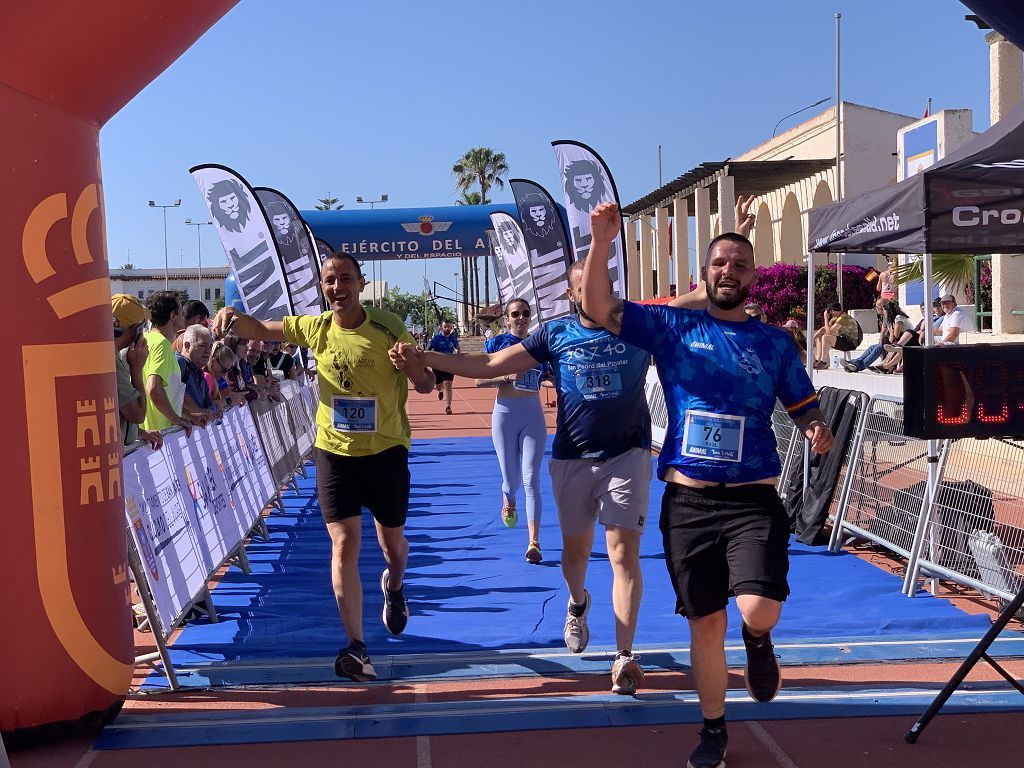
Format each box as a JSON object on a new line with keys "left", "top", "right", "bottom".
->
{"left": 124, "top": 380, "right": 317, "bottom": 689}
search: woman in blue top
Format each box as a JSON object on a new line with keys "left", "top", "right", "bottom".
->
{"left": 480, "top": 298, "right": 548, "bottom": 564}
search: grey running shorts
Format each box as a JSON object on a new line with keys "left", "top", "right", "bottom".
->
{"left": 548, "top": 447, "right": 653, "bottom": 536}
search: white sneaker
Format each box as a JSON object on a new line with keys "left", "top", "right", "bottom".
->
{"left": 563, "top": 589, "right": 591, "bottom": 653}
{"left": 611, "top": 650, "right": 644, "bottom": 695}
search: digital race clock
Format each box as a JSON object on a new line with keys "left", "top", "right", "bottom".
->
{"left": 903, "top": 344, "right": 1024, "bottom": 439}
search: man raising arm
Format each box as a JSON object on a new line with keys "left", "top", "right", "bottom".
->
{"left": 582, "top": 201, "right": 832, "bottom": 768}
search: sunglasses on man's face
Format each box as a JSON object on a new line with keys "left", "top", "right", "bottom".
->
{"left": 509, "top": 310, "right": 531, "bottom": 319}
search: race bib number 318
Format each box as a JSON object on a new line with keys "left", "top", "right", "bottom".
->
{"left": 682, "top": 410, "right": 744, "bottom": 462}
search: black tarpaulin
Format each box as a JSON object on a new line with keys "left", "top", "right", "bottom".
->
{"left": 808, "top": 100, "right": 1024, "bottom": 255}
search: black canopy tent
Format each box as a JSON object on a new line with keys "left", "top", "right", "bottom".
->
{"left": 808, "top": 99, "right": 1024, "bottom": 256}
{"left": 806, "top": 92, "right": 1024, "bottom": 742}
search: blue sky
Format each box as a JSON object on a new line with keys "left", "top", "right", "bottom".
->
{"left": 100, "top": 0, "right": 993, "bottom": 302}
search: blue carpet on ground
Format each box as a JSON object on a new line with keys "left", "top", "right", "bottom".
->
{"left": 164, "top": 436, "right": 989, "bottom": 667}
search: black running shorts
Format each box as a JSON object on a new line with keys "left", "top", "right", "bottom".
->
{"left": 433, "top": 368, "right": 455, "bottom": 384}
{"left": 660, "top": 482, "right": 790, "bottom": 618}
{"left": 314, "top": 445, "right": 410, "bottom": 528}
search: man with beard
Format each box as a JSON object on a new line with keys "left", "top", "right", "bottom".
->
{"left": 581, "top": 202, "right": 833, "bottom": 768}
{"left": 389, "top": 259, "right": 651, "bottom": 696}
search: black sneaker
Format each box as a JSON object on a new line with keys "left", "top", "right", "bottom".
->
{"left": 743, "top": 623, "right": 781, "bottom": 702}
{"left": 381, "top": 568, "right": 409, "bottom": 635}
{"left": 438, "top": 390, "right": 444, "bottom": 400}
{"left": 687, "top": 725, "right": 727, "bottom": 768}
{"left": 335, "top": 641, "right": 376, "bottom": 682}
{"left": 840, "top": 360, "right": 859, "bottom": 373}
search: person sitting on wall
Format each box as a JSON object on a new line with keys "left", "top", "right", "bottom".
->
{"left": 840, "top": 298, "right": 889, "bottom": 373}
{"left": 935, "top": 293, "right": 975, "bottom": 346}
{"left": 812, "top": 301, "right": 861, "bottom": 370}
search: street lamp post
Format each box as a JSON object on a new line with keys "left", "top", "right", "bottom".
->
{"left": 356, "top": 194, "right": 389, "bottom": 307}
{"left": 185, "top": 217, "right": 213, "bottom": 301}
{"left": 149, "top": 199, "right": 181, "bottom": 289}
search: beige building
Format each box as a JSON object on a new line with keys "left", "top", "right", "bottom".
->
{"left": 622, "top": 101, "right": 917, "bottom": 300}
{"left": 109, "top": 266, "right": 230, "bottom": 305}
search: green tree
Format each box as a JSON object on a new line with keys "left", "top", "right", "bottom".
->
{"left": 452, "top": 147, "right": 508, "bottom": 322}
{"left": 315, "top": 195, "right": 344, "bottom": 211}
{"left": 120, "top": 262, "right": 135, "bottom": 270}
{"left": 891, "top": 254, "right": 975, "bottom": 295}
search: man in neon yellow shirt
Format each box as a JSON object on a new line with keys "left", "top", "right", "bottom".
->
{"left": 213, "top": 253, "right": 435, "bottom": 682}
{"left": 142, "top": 291, "right": 194, "bottom": 434}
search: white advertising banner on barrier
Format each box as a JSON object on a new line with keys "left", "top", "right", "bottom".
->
{"left": 230, "top": 405, "right": 278, "bottom": 506}
{"left": 165, "top": 428, "right": 236, "bottom": 573}
{"left": 123, "top": 445, "right": 207, "bottom": 634}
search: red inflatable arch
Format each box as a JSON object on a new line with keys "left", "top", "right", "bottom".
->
{"left": 0, "top": 1, "right": 237, "bottom": 737}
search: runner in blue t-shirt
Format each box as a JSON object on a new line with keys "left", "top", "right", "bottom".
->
{"left": 581, "top": 202, "right": 834, "bottom": 768}
{"left": 426, "top": 320, "right": 460, "bottom": 415}
{"left": 391, "top": 262, "right": 653, "bottom": 695}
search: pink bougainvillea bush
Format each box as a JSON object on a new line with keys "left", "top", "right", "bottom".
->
{"left": 747, "top": 263, "right": 874, "bottom": 327}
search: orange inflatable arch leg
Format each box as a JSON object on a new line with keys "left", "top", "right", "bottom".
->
{"left": 0, "top": 0, "right": 237, "bottom": 739}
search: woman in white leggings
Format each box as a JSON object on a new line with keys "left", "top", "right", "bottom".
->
{"left": 478, "top": 298, "right": 548, "bottom": 564}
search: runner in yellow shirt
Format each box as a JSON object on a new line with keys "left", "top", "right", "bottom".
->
{"left": 212, "top": 252, "right": 436, "bottom": 681}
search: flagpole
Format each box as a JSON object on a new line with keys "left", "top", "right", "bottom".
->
{"left": 835, "top": 12, "right": 844, "bottom": 307}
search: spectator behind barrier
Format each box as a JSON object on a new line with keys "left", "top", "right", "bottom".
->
{"left": 112, "top": 294, "right": 163, "bottom": 450}
{"left": 268, "top": 340, "right": 295, "bottom": 381}
{"left": 207, "top": 341, "right": 240, "bottom": 411}
{"left": 172, "top": 299, "right": 211, "bottom": 353}
{"left": 177, "top": 324, "right": 217, "bottom": 426}
{"left": 142, "top": 291, "right": 194, "bottom": 435}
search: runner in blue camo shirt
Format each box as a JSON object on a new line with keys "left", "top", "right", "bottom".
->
{"left": 581, "top": 201, "right": 833, "bottom": 768}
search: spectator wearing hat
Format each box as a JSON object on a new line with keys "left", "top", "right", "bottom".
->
{"left": 142, "top": 291, "right": 194, "bottom": 435}
{"left": 937, "top": 294, "right": 975, "bottom": 345}
{"left": 112, "top": 294, "right": 162, "bottom": 450}
{"left": 813, "top": 301, "right": 861, "bottom": 369}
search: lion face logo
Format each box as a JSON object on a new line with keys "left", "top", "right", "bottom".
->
{"left": 208, "top": 178, "right": 252, "bottom": 233}
{"left": 563, "top": 159, "right": 607, "bottom": 213}
{"left": 496, "top": 219, "right": 522, "bottom": 254}
{"left": 265, "top": 201, "right": 297, "bottom": 246}
{"left": 518, "top": 192, "right": 557, "bottom": 240}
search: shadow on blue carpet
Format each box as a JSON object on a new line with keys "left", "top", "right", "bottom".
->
{"left": 164, "top": 436, "right": 990, "bottom": 667}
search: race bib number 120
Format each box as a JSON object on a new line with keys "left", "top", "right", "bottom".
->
{"left": 332, "top": 396, "right": 378, "bottom": 433}
{"left": 682, "top": 410, "right": 744, "bottom": 462}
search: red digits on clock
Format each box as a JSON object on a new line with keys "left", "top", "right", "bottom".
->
{"left": 936, "top": 363, "right": 970, "bottom": 425}
{"left": 976, "top": 361, "right": 1009, "bottom": 424}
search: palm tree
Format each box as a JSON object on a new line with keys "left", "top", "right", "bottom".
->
{"left": 455, "top": 191, "right": 484, "bottom": 206}
{"left": 452, "top": 148, "right": 508, "bottom": 321}
{"left": 315, "top": 195, "right": 344, "bottom": 211}
{"left": 120, "top": 262, "right": 136, "bottom": 270}
{"left": 892, "top": 254, "right": 976, "bottom": 294}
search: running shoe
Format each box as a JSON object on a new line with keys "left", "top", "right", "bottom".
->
{"left": 525, "top": 541, "right": 542, "bottom": 564}
{"left": 742, "top": 623, "right": 781, "bottom": 702}
{"left": 611, "top": 650, "right": 644, "bottom": 695}
{"left": 335, "top": 641, "right": 376, "bottom": 682}
{"left": 687, "top": 725, "right": 728, "bottom": 768}
{"left": 501, "top": 501, "right": 518, "bottom": 528}
{"left": 438, "top": 390, "right": 444, "bottom": 400}
{"left": 563, "top": 589, "right": 591, "bottom": 653}
{"left": 445, "top": 405, "right": 452, "bottom": 415}
{"left": 381, "top": 568, "right": 409, "bottom": 635}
